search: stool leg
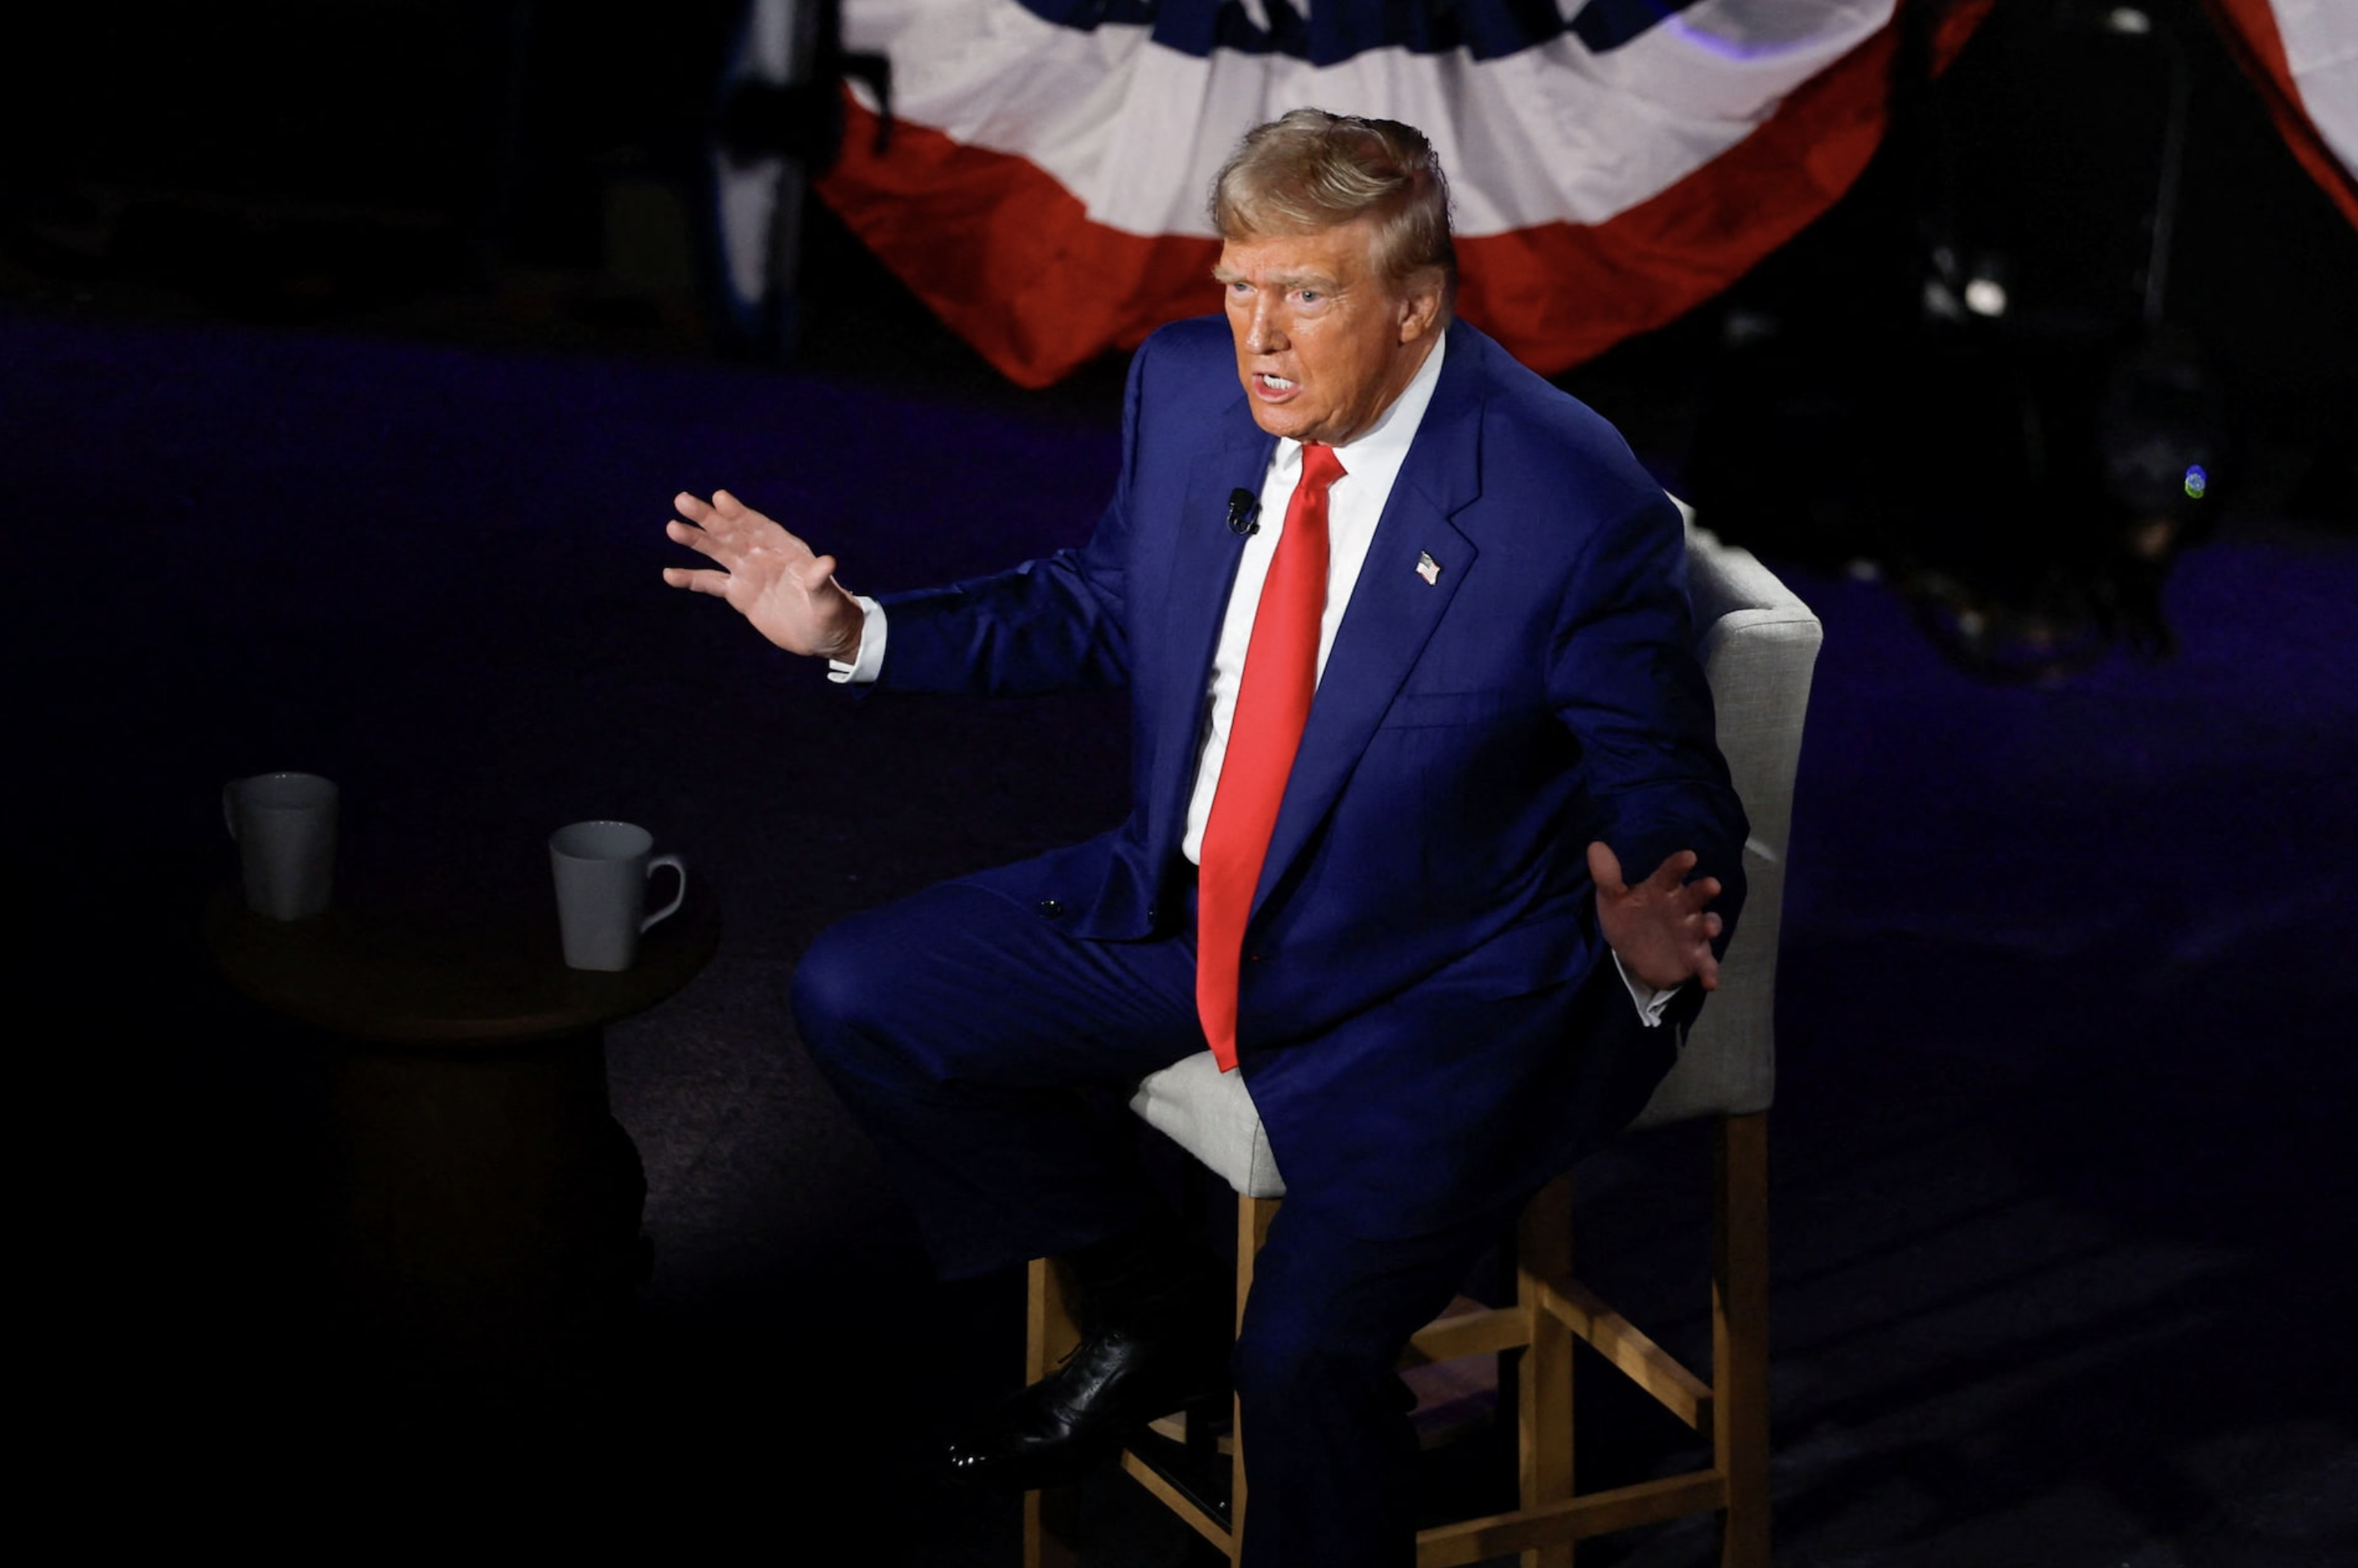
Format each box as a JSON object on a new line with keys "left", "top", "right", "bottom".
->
{"left": 1714, "top": 1114, "right": 1770, "bottom": 1568}
{"left": 1231, "top": 1195, "right": 1279, "bottom": 1564}
{"left": 1518, "top": 1176, "right": 1575, "bottom": 1568}
{"left": 1024, "top": 1258, "right": 1083, "bottom": 1568}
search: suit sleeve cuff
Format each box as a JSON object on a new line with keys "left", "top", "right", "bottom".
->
{"left": 827, "top": 597, "right": 887, "bottom": 684}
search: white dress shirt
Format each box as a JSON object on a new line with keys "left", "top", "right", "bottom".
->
{"left": 1179, "top": 332, "right": 1447, "bottom": 863}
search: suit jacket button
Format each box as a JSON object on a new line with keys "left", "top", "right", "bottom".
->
{"left": 1147, "top": 904, "right": 1161, "bottom": 925}
{"left": 1037, "top": 898, "right": 1066, "bottom": 919}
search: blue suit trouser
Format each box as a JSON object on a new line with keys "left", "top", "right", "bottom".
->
{"left": 790, "top": 880, "right": 1530, "bottom": 1568}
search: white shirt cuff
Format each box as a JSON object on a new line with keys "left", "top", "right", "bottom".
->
{"left": 827, "top": 596, "right": 887, "bottom": 684}
{"left": 1612, "top": 952, "right": 1679, "bottom": 1028}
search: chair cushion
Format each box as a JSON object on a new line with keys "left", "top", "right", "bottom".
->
{"left": 1129, "top": 1050, "right": 1286, "bottom": 1197}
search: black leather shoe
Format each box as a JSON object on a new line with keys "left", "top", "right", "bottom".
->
{"left": 944, "top": 1322, "right": 1226, "bottom": 1491}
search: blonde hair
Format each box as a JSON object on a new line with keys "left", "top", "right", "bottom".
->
{"left": 1210, "top": 109, "right": 1456, "bottom": 301}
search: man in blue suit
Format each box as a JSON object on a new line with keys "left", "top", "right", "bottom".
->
{"left": 665, "top": 110, "right": 1745, "bottom": 1567}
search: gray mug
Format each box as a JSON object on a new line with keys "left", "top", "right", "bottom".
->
{"left": 549, "top": 820, "right": 687, "bottom": 971}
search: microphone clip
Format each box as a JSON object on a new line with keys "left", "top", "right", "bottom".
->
{"left": 1226, "top": 488, "right": 1261, "bottom": 536}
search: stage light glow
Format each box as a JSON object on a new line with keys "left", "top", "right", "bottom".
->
{"left": 2183, "top": 464, "right": 2208, "bottom": 499}
{"left": 1964, "top": 277, "right": 2008, "bottom": 317}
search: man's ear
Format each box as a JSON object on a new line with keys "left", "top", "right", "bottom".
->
{"left": 1396, "top": 273, "right": 1446, "bottom": 343}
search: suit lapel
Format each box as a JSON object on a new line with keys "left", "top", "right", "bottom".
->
{"left": 1254, "top": 326, "right": 1486, "bottom": 917}
{"left": 1142, "top": 421, "right": 1276, "bottom": 861}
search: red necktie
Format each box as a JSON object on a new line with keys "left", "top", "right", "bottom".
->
{"left": 1197, "top": 442, "right": 1346, "bottom": 1071}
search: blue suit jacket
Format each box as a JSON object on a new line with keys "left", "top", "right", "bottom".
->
{"left": 878, "top": 315, "right": 1747, "bottom": 1235}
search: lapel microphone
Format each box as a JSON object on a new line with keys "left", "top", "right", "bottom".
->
{"left": 1226, "top": 488, "right": 1262, "bottom": 536}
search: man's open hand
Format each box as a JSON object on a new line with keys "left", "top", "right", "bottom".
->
{"left": 1588, "top": 842, "right": 1726, "bottom": 994}
{"left": 663, "top": 489, "right": 865, "bottom": 663}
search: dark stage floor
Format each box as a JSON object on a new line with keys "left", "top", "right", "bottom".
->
{"left": 9, "top": 281, "right": 2353, "bottom": 1563}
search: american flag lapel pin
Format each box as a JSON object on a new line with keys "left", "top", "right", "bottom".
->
{"left": 1415, "top": 551, "right": 1442, "bottom": 586}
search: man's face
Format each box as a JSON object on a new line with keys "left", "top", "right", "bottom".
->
{"left": 1215, "top": 220, "right": 1444, "bottom": 446}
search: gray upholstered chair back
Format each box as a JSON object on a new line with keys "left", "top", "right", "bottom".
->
{"left": 1633, "top": 519, "right": 1822, "bottom": 1127}
{"left": 1129, "top": 518, "right": 1822, "bottom": 1194}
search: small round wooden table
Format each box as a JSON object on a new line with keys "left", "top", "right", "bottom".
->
{"left": 204, "top": 877, "right": 719, "bottom": 1397}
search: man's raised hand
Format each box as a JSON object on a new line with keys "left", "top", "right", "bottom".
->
{"left": 1587, "top": 842, "right": 1725, "bottom": 994}
{"left": 663, "top": 489, "right": 865, "bottom": 663}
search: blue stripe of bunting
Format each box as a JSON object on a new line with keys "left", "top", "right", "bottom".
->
{"left": 1009, "top": 0, "right": 1707, "bottom": 66}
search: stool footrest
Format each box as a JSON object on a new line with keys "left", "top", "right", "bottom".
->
{"left": 1119, "top": 1428, "right": 1234, "bottom": 1554}
{"left": 1412, "top": 1470, "right": 1731, "bottom": 1567}
{"left": 1541, "top": 1274, "right": 1714, "bottom": 1430}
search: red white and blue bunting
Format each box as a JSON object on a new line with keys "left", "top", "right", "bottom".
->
{"left": 783, "top": 0, "right": 2348, "bottom": 387}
